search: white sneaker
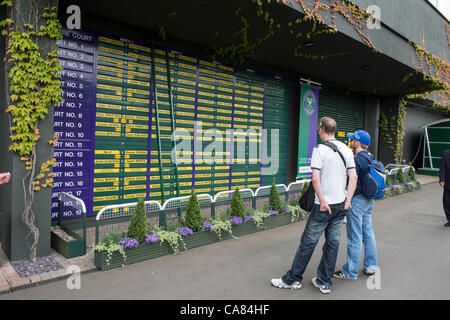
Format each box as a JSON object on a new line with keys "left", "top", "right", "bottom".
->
{"left": 312, "top": 277, "right": 331, "bottom": 294}
{"left": 271, "top": 278, "right": 302, "bottom": 290}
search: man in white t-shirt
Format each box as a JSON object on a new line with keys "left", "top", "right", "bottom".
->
{"left": 271, "top": 117, "right": 357, "bottom": 294}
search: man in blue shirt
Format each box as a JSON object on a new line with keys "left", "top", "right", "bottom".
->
{"left": 334, "top": 130, "right": 378, "bottom": 279}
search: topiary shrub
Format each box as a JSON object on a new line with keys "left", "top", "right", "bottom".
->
{"left": 185, "top": 190, "right": 203, "bottom": 232}
{"left": 386, "top": 176, "right": 393, "bottom": 187}
{"left": 230, "top": 188, "right": 245, "bottom": 219}
{"left": 127, "top": 198, "right": 148, "bottom": 243}
{"left": 269, "top": 181, "right": 283, "bottom": 213}
{"left": 396, "top": 168, "right": 406, "bottom": 184}
{"left": 408, "top": 165, "right": 416, "bottom": 181}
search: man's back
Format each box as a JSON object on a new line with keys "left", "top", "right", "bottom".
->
{"left": 311, "top": 140, "right": 355, "bottom": 205}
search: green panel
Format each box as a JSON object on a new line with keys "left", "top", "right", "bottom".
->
{"left": 317, "top": 85, "right": 365, "bottom": 144}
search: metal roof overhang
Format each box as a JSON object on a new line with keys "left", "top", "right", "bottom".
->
{"left": 58, "top": 0, "right": 437, "bottom": 96}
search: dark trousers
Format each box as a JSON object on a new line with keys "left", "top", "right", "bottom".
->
{"left": 444, "top": 188, "right": 450, "bottom": 222}
{"left": 282, "top": 202, "right": 347, "bottom": 287}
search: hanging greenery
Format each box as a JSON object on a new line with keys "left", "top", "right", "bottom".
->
{"left": 409, "top": 35, "right": 449, "bottom": 110}
{"left": 1, "top": 0, "right": 63, "bottom": 261}
{"left": 211, "top": 0, "right": 377, "bottom": 66}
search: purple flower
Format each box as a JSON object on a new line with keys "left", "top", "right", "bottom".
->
{"left": 119, "top": 237, "right": 139, "bottom": 249}
{"left": 268, "top": 210, "right": 279, "bottom": 215}
{"left": 229, "top": 216, "right": 243, "bottom": 225}
{"left": 244, "top": 216, "right": 253, "bottom": 222}
{"left": 178, "top": 227, "right": 193, "bottom": 236}
{"left": 145, "top": 233, "right": 158, "bottom": 243}
{"left": 283, "top": 207, "right": 289, "bottom": 213}
{"left": 202, "top": 221, "right": 214, "bottom": 231}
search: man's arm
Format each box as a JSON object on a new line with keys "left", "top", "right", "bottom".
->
{"left": 440, "top": 152, "right": 446, "bottom": 188}
{"left": 345, "top": 168, "right": 358, "bottom": 210}
{"left": 311, "top": 169, "right": 331, "bottom": 214}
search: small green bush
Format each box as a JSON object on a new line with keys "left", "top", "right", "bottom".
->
{"left": 396, "top": 169, "right": 406, "bottom": 184}
{"left": 269, "top": 181, "right": 283, "bottom": 213}
{"left": 386, "top": 176, "right": 393, "bottom": 187}
{"left": 409, "top": 165, "right": 416, "bottom": 181}
{"left": 230, "top": 188, "right": 245, "bottom": 219}
{"left": 102, "top": 230, "right": 125, "bottom": 246}
{"left": 185, "top": 190, "right": 203, "bottom": 232}
{"left": 127, "top": 198, "right": 148, "bottom": 243}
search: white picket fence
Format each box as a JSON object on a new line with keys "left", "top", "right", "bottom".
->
{"left": 94, "top": 179, "right": 310, "bottom": 245}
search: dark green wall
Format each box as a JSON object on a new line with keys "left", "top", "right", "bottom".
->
{"left": 0, "top": 0, "right": 58, "bottom": 261}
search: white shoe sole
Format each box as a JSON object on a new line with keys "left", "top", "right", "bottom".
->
{"left": 271, "top": 279, "right": 302, "bottom": 290}
{"left": 312, "top": 278, "right": 331, "bottom": 294}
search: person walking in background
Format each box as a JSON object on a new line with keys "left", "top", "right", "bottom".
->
{"left": 439, "top": 149, "right": 450, "bottom": 227}
{"left": 271, "top": 117, "right": 357, "bottom": 294}
{"left": 334, "top": 130, "right": 378, "bottom": 280}
{"left": 0, "top": 172, "right": 11, "bottom": 185}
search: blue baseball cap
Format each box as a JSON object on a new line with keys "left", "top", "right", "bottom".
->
{"left": 346, "top": 130, "right": 371, "bottom": 146}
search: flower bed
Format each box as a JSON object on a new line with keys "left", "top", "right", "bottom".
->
{"left": 382, "top": 180, "right": 421, "bottom": 199}
{"left": 93, "top": 178, "right": 422, "bottom": 271}
{"left": 94, "top": 204, "right": 309, "bottom": 271}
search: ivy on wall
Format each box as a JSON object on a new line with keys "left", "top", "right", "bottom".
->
{"left": 378, "top": 97, "right": 406, "bottom": 165}
{"left": 1, "top": 0, "right": 63, "bottom": 261}
{"left": 209, "top": 0, "right": 377, "bottom": 66}
{"left": 408, "top": 35, "right": 449, "bottom": 111}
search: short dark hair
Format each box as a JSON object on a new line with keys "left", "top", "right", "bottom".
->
{"left": 319, "top": 117, "right": 337, "bottom": 135}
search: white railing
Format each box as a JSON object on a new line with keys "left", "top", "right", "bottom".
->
{"left": 255, "top": 184, "right": 287, "bottom": 197}
{"left": 95, "top": 179, "right": 311, "bottom": 245}
{"left": 214, "top": 188, "right": 255, "bottom": 202}
{"left": 162, "top": 194, "right": 214, "bottom": 211}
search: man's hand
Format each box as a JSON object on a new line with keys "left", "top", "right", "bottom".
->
{"left": 441, "top": 181, "right": 445, "bottom": 187}
{"left": 344, "top": 199, "right": 352, "bottom": 210}
{"left": 0, "top": 172, "right": 11, "bottom": 185}
{"left": 320, "top": 202, "right": 332, "bottom": 215}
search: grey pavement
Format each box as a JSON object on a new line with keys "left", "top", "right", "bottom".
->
{"left": 1, "top": 182, "right": 449, "bottom": 300}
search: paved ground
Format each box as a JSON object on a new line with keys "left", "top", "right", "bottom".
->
{"left": 1, "top": 180, "right": 448, "bottom": 300}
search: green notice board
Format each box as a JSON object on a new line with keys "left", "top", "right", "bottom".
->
{"left": 55, "top": 29, "right": 292, "bottom": 216}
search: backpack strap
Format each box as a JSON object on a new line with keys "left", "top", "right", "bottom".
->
{"left": 357, "top": 151, "right": 374, "bottom": 163}
{"left": 323, "top": 141, "right": 347, "bottom": 168}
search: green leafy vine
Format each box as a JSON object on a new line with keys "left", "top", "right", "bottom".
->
{"left": 1, "top": 0, "right": 63, "bottom": 261}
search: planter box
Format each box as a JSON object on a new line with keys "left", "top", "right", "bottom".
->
{"left": 264, "top": 213, "right": 293, "bottom": 230}
{"left": 94, "top": 241, "right": 170, "bottom": 271}
{"left": 180, "top": 230, "right": 222, "bottom": 251}
{"left": 51, "top": 227, "right": 86, "bottom": 259}
{"left": 232, "top": 220, "right": 260, "bottom": 237}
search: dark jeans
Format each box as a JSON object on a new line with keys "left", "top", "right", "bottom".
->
{"left": 444, "top": 188, "right": 450, "bottom": 222}
{"left": 282, "top": 201, "right": 348, "bottom": 287}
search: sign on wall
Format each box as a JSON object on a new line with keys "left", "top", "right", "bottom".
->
{"left": 297, "top": 83, "right": 319, "bottom": 178}
{"left": 52, "top": 28, "right": 292, "bottom": 219}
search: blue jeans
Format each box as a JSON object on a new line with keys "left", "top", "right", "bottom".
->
{"left": 282, "top": 202, "right": 347, "bottom": 287}
{"left": 341, "top": 194, "right": 378, "bottom": 279}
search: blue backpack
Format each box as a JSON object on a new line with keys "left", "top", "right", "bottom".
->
{"left": 359, "top": 153, "right": 386, "bottom": 199}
